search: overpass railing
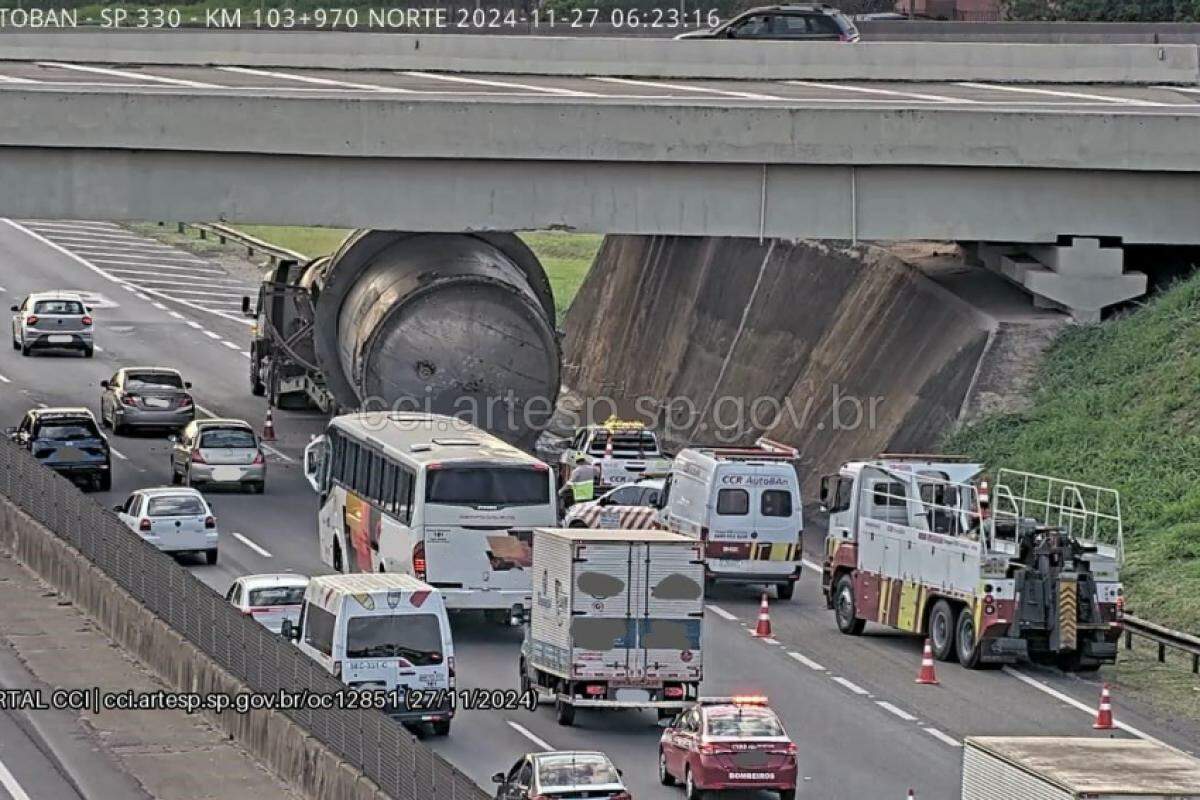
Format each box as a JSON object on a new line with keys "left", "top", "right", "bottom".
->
{"left": 0, "top": 437, "right": 487, "bottom": 800}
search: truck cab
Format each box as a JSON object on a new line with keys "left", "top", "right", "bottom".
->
{"left": 559, "top": 418, "right": 671, "bottom": 491}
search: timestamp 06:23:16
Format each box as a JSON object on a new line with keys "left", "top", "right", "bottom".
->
{"left": 528, "top": 7, "right": 721, "bottom": 29}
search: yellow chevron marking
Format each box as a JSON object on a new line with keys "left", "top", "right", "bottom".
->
{"left": 1059, "top": 578, "right": 1078, "bottom": 650}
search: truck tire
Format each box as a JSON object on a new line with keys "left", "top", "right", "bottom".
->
{"left": 956, "top": 607, "right": 983, "bottom": 669}
{"left": 834, "top": 575, "right": 865, "bottom": 636}
{"left": 519, "top": 659, "right": 532, "bottom": 697}
{"left": 554, "top": 697, "right": 575, "bottom": 727}
{"left": 779, "top": 790, "right": 796, "bottom": 800}
{"left": 776, "top": 581, "right": 795, "bottom": 601}
{"left": 929, "top": 599, "right": 958, "bottom": 662}
{"left": 249, "top": 345, "right": 266, "bottom": 396}
{"left": 658, "top": 749, "right": 676, "bottom": 786}
{"left": 1057, "top": 652, "right": 1102, "bottom": 673}
{"left": 97, "top": 471, "right": 111, "bottom": 492}
{"left": 431, "top": 720, "right": 451, "bottom": 736}
{"left": 205, "top": 549, "right": 219, "bottom": 566}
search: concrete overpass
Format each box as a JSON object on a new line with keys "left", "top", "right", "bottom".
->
{"left": 2, "top": 33, "right": 1199, "bottom": 319}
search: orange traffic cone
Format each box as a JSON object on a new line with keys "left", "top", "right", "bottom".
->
{"left": 752, "top": 593, "right": 773, "bottom": 637}
{"left": 915, "top": 639, "right": 939, "bottom": 685}
{"left": 261, "top": 407, "right": 276, "bottom": 442}
{"left": 1093, "top": 683, "right": 1115, "bottom": 730}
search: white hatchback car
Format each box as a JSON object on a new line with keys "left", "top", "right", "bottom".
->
{"left": 11, "top": 291, "right": 95, "bottom": 357}
{"left": 113, "top": 487, "right": 218, "bottom": 564}
{"left": 225, "top": 574, "right": 309, "bottom": 634}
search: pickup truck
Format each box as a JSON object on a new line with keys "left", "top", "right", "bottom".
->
{"left": 558, "top": 419, "right": 672, "bottom": 491}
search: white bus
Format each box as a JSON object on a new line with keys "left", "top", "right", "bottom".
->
{"left": 303, "top": 412, "right": 556, "bottom": 623}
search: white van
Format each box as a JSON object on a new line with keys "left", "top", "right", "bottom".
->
{"left": 285, "top": 573, "right": 455, "bottom": 734}
{"left": 660, "top": 438, "right": 804, "bottom": 600}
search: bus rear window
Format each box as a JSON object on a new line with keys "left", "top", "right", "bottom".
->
{"left": 425, "top": 467, "right": 550, "bottom": 506}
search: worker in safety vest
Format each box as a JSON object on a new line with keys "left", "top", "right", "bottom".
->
{"left": 560, "top": 454, "right": 599, "bottom": 510}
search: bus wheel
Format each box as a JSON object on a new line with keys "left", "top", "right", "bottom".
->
{"left": 834, "top": 576, "right": 865, "bottom": 635}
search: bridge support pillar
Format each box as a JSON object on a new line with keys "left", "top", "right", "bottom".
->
{"left": 970, "top": 237, "right": 1147, "bottom": 323}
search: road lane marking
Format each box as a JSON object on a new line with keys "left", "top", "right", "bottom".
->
{"left": 831, "top": 676, "right": 869, "bottom": 696}
{"left": 706, "top": 604, "right": 738, "bottom": 621}
{"left": 70, "top": 250, "right": 215, "bottom": 264}
{"left": 28, "top": 232, "right": 185, "bottom": 247}
{"left": 152, "top": 302, "right": 167, "bottom": 310}
{"left": 241, "top": 351, "right": 251, "bottom": 359}
{"left": 186, "top": 320, "right": 203, "bottom": 329}
{"left": 922, "top": 727, "right": 962, "bottom": 748}
{"left": 402, "top": 70, "right": 598, "bottom": 96}
{"left": 231, "top": 532, "right": 272, "bottom": 558}
{"left": 759, "top": 637, "right": 780, "bottom": 645}
{"left": 876, "top": 701, "right": 917, "bottom": 722}
{"left": 0, "top": 374, "right": 9, "bottom": 384}
{"left": 219, "top": 65, "right": 411, "bottom": 92}
{"left": 590, "top": 75, "right": 783, "bottom": 100}
{"left": 0, "top": 74, "right": 37, "bottom": 85}
{"left": 787, "top": 80, "right": 973, "bottom": 103}
{"left": 507, "top": 720, "right": 553, "bottom": 751}
{"left": 262, "top": 444, "right": 295, "bottom": 463}
{"left": 802, "top": 557, "right": 822, "bottom": 572}
{"left": 194, "top": 403, "right": 215, "bottom": 417}
{"left": 108, "top": 275, "right": 244, "bottom": 289}
{"left": 36, "top": 402, "right": 48, "bottom": 408}
{"left": 203, "top": 330, "right": 222, "bottom": 340}
{"left": 109, "top": 447, "right": 128, "bottom": 461}
{"left": 2, "top": 220, "right": 251, "bottom": 326}
{"left": 954, "top": 81, "right": 1166, "bottom": 106}
{"left": 0, "top": 755, "right": 33, "bottom": 800}
{"left": 222, "top": 341, "right": 240, "bottom": 350}
{"left": 38, "top": 61, "right": 221, "bottom": 88}
{"left": 1002, "top": 667, "right": 1161, "bottom": 744}
{"left": 93, "top": 345, "right": 103, "bottom": 353}
{"left": 786, "top": 651, "right": 826, "bottom": 671}
{"left": 168, "top": 311, "right": 185, "bottom": 320}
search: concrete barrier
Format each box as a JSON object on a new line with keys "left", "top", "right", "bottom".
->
{"left": 0, "top": 499, "right": 390, "bottom": 800}
{"left": 0, "top": 31, "right": 1195, "bottom": 83}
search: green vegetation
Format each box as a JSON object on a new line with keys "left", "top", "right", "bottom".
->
{"left": 944, "top": 272, "right": 1200, "bottom": 633}
{"left": 231, "top": 226, "right": 602, "bottom": 318}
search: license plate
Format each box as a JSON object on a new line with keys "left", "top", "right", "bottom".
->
{"left": 145, "top": 398, "right": 169, "bottom": 409}
{"left": 212, "top": 466, "right": 241, "bottom": 481}
{"left": 614, "top": 688, "right": 650, "bottom": 703}
{"left": 729, "top": 773, "right": 775, "bottom": 780}
{"left": 47, "top": 334, "right": 72, "bottom": 343}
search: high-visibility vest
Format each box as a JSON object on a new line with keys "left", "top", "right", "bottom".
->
{"left": 569, "top": 465, "right": 596, "bottom": 501}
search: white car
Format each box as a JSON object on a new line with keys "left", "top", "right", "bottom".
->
{"left": 11, "top": 291, "right": 95, "bottom": 357}
{"left": 113, "top": 487, "right": 218, "bottom": 564}
{"left": 564, "top": 479, "right": 664, "bottom": 529}
{"left": 225, "top": 574, "right": 309, "bottom": 634}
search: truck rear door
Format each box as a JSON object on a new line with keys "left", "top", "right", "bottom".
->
{"left": 638, "top": 541, "right": 705, "bottom": 682}
{"left": 570, "top": 541, "right": 637, "bottom": 681}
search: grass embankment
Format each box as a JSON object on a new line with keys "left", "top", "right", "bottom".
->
{"left": 233, "top": 226, "right": 602, "bottom": 318}
{"left": 944, "top": 273, "right": 1200, "bottom": 718}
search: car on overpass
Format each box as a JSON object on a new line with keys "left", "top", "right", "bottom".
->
{"left": 10, "top": 290, "right": 95, "bottom": 357}
{"left": 113, "top": 486, "right": 219, "bottom": 565}
{"left": 7, "top": 407, "right": 111, "bottom": 491}
{"left": 225, "top": 573, "right": 309, "bottom": 634}
{"left": 674, "top": 3, "right": 860, "bottom": 41}
{"left": 99, "top": 366, "right": 195, "bottom": 435}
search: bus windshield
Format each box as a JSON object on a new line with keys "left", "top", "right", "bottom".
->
{"left": 425, "top": 467, "right": 550, "bottom": 507}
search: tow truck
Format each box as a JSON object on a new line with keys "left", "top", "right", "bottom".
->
{"left": 558, "top": 417, "right": 672, "bottom": 491}
{"left": 819, "top": 456, "right": 1124, "bottom": 671}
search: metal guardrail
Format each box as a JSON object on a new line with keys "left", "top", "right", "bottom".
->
{"left": 173, "top": 221, "right": 308, "bottom": 266}
{"left": 0, "top": 437, "right": 488, "bottom": 800}
{"left": 1122, "top": 613, "right": 1200, "bottom": 674}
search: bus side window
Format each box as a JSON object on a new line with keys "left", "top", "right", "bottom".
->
{"left": 396, "top": 468, "right": 414, "bottom": 523}
{"left": 381, "top": 460, "right": 397, "bottom": 514}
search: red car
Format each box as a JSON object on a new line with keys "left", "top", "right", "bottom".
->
{"left": 659, "top": 696, "right": 797, "bottom": 800}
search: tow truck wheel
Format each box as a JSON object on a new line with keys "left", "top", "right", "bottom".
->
{"left": 1057, "top": 652, "right": 1102, "bottom": 673}
{"left": 519, "top": 659, "right": 531, "bottom": 697}
{"left": 554, "top": 697, "right": 575, "bottom": 727}
{"left": 834, "top": 576, "right": 865, "bottom": 636}
{"left": 929, "top": 600, "right": 958, "bottom": 662}
{"left": 956, "top": 608, "right": 982, "bottom": 669}
{"left": 658, "top": 749, "right": 675, "bottom": 786}
{"left": 431, "top": 720, "right": 451, "bottom": 736}
{"left": 776, "top": 582, "right": 795, "bottom": 601}
{"left": 779, "top": 790, "right": 796, "bottom": 800}
{"left": 684, "top": 766, "right": 704, "bottom": 800}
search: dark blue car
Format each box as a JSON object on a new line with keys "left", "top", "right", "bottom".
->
{"left": 8, "top": 407, "right": 111, "bottom": 491}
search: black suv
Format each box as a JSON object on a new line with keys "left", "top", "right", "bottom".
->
{"left": 675, "top": 3, "right": 860, "bottom": 41}
{"left": 7, "top": 407, "right": 112, "bottom": 491}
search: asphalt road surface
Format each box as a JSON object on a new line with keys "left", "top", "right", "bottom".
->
{"left": 4, "top": 60, "right": 1200, "bottom": 114}
{"left": 0, "top": 218, "right": 1196, "bottom": 799}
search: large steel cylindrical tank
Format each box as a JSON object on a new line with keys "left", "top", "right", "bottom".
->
{"left": 311, "top": 231, "right": 560, "bottom": 447}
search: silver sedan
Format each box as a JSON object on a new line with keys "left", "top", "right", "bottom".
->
{"left": 170, "top": 419, "right": 266, "bottom": 493}
{"left": 100, "top": 367, "right": 195, "bottom": 434}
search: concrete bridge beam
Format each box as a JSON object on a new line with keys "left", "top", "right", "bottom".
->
{"left": 973, "top": 238, "right": 1147, "bottom": 323}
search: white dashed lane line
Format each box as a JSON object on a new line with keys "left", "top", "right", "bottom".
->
{"left": 706, "top": 604, "right": 738, "bottom": 621}
{"left": 203, "top": 330, "right": 221, "bottom": 340}
{"left": 876, "top": 701, "right": 918, "bottom": 722}
{"left": 831, "top": 677, "right": 870, "bottom": 696}
{"left": 1002, "top": 667, "right": 1161, "bottom": 744}
{"left": 0, "top": 755, "right": 33, "bottom": 800}
{"left": 37, "top": 61, "right": 222, "bottom": 88}
{"left": 923, "top": 727, "right": 962, "bottom": 748}
{"left": 0, "top": 374, "right": 9, "bottom": 384}
{"left": 185, "top": 320, "right": 203, "bottom": 329}
{"left": 506, "top": 720, "right": 553, "bottom": 751}
{"left": 231, "top": 532, "right": 272, "bottom": 558}
{"left": 590, "top": 75, "right": 783, "bottom": 101}
{"left": 786, "top": 651, "right": 826, "bottom": 671}
{"left": 221, "top": 341, "right": 240, "bottom": 350}
{"left": 109, "top": 447, "right": 129, "bottom": 461}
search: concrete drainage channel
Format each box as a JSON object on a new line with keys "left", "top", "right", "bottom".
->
{"left": 0, "top": 437, "right": 485, "bottom": 800}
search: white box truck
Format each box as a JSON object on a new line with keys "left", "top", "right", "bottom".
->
{"left": 962, "top": 736, "right": 1200, "bottom": 799}
{"left": 520, "top": 528, "right": 705, "bottom": 727}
